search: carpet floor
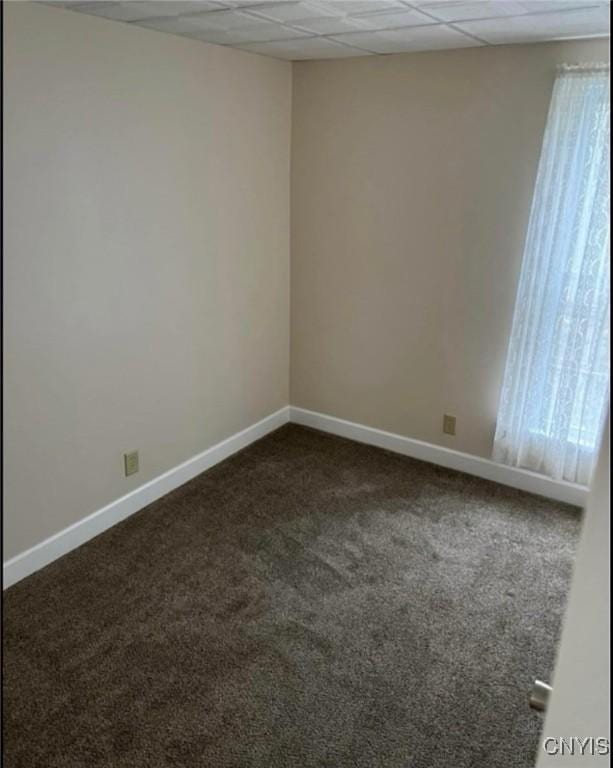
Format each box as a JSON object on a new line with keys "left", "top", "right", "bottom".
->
{"left": 3, "top": 424, "right": 580, "bottom": 768}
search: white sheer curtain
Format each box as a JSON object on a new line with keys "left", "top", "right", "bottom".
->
{"left": 493, "top": 64, "right": 610, "bottom": 487}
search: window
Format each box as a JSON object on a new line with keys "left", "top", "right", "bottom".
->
{"left": 493, "top": 64, "right": 610, "bottom": 486}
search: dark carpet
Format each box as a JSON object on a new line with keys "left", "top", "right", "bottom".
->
{"left": 3, "top": 424, "right": 580, "bottom": 768}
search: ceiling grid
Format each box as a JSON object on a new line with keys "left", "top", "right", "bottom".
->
{"left": 42, "top": 0, "right": 611, "bottom": 59}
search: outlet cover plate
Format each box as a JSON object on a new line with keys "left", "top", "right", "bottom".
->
{"left": 443, "top": 415, "right": 456, "bottom": 436}
{"left": 124, "top": 450, "right": 139, "bottom": 477}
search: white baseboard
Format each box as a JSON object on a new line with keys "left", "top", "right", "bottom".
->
{"left": 4, "top": 403, "right": 588, "bottom": 589}
{"left": 290, "top": 406, "right": 589, "bottom": 508}
{"left": 3, "top": 406, "right": 290, "bottom": 590}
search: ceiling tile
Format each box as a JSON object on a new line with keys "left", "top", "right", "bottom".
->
{"left": 136, "top": 11, "right": 309, "bottom": 42}
{"left": 290, "top": 14, "right": 377, "bottom": 32}
{"left": 414, "top": 1, "right": 527, "bottom": 22}
{"left": 217, "top": 22, "right": 310, "bottom": 41}
{"left": 331, "top": 23, "right": 483, "bottom": 52}
{"left": 350, "top": 7, "right": 437, "bottom": 29}
{"left": 72, "top": 1, "right": 224, "bottom": 22}
{"left": 135, "top": 14, "right": 205, "bottom": 34}
{"left": 180, "top": 8, "right": 271, "bottom": 29}
{"left": 238, "top": 35, "right": 371, "bottom": 57}
{"left": 129, "top": 1, "right": 224, "bottom": 15}
{"left": 72, "top": 3, "right": 144, "bottom": 22}
{"left": 244, "top": 1, "right": 337, "bottom": 23}
{"left": 519, "top": 0, "right": 606, "bottom": 11}
{"left": 248, "top": 1, "right": 436, "bottom": 29}
{"left": 221, "top": 0, "right": 295, "bottom": 6}
{"left": 455, "top": 5, "right": 610, "bottom": 42}
{"left": 134, "top": 13, "right": 239, "bottom": 36}
{"left": 242, "top": 2, "right": 438, "bottom": 34}
{"left": 316, "top": 0, "right": 409, "bottom": 14}
{"left": 40, "top": 1, "right": 93, "bottom": 5}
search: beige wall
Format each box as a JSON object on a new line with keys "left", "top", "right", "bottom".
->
{"left": 4, "top": 5, "right": 608, "bottom": 563}
{"left": 290, "top": 38, "right": 609, "bottom": 459}
{"left": 3, "top": 2, "right": 291, "bottom": 560}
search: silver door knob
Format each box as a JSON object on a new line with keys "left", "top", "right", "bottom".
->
{"left": 529, "top": 679, "right": 553, "bottom": 711}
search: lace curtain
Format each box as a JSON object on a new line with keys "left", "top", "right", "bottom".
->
{"left": 493, "top": 65, "right": 610, "bottom": 487}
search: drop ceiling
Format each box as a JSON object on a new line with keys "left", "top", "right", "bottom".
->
{"left": 43, "top": 0, "right": 611, "bottom": 59}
